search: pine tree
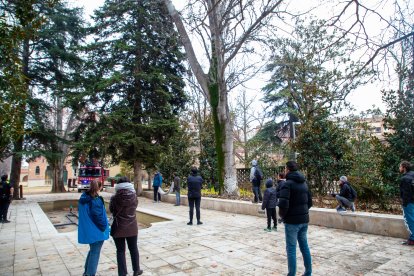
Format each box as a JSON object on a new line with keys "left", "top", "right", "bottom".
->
{"left": 26, "top": 1, "right": 86, "bottom": 192}
{"left": 80, "top": 0, "right": 186, "bottom": 194}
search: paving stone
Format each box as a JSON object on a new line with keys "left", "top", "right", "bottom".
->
{"left": 1, "top": 193, "right": 414, "bottom": 275}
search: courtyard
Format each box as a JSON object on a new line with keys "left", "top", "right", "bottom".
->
{"left": 0, "top": 192, "right": 414, "bottom": 275}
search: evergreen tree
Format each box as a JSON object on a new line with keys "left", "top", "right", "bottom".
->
{"left": 81, "top": 0, "right": 186, "bottom": 194}
{"left": 0, "top": 0, "right": 44, "bottom": 161}
{"left": 17, "top": 1, "right": 86, "bottom": 192}
{"left": 262, "top": 20, "right": 370, "bottom": 192}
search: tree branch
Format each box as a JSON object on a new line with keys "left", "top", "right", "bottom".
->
{"left": 163, "top": 0, "right": 210, "bottom": 100}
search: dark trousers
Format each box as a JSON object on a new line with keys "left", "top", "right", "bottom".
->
{"left": 113, "top": 235, "right": 140, "bottom": 276}
{"left": 153, "top": 186, "right": 161, "bottom": 201}
{"left": 266, "top": 207, "right": 277, "bottom": 228}
{"left": 0, "top": 201, "right": 10, "bottom": 221}
{"left": 252, "top": 186, "right": 262, "bottom": 202}
{"left": 188, "top": 197, "right": 201, "bottom": 223}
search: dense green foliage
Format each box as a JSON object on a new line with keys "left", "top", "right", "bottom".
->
{"left": 381, "top": 85, "right": 414, "bottom": 188}
{"left": 263, "top": 20, "right": 370, "bottom": 194}
{"left": 294, "top": 114, "right": 352, "bottom": 194}
{"left": 0, "top": 0, "right": 48, "bottom": 160}
{"left": 198, "top": 115, "right": 219, "bottom": 191}
{"left": 72, "top": 0, "right": 187, "bottom": 173}
{"left": 156, "top": 121, "right": 196, "bottom": 184}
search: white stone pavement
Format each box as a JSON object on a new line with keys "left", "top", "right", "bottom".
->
{"left": 1, "top": 192, "right": 414, "bottom": 275}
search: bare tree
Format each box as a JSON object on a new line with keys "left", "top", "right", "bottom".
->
{"left": 326, "top": 0, "right": 414, "bottom": 79}
{"left": 163, "top": 0, "right": 283, "bottom": 194}
{"left": 232, "top": 90, "right": 266, "bottom": 167}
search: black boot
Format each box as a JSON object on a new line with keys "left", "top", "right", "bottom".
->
{"left": 134, "top": 269, "right": 144, "bottom": 276}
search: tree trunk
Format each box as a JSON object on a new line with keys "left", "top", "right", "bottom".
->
{"left": 164, "top": 0, "right": 238, "bottom": 195}
{"left": 148, "top": 171, "right": 152, "bottom": 190}
{"left": 10, "top": 138, "right": 22, "bottom": 199}
{"left": 134, "top": 160, "right": 142, "bottom": 195}
{"left": 10, "top": 38, "right": 30, "bottom": 199}
{"left": 209, "top": 82, "right": 238, "bottom": 195}
{"left": 51, "top": 160, "right": 66, "bottom": 193}
{"left": 52, "top": 162, "right": 66, "bottom": 192}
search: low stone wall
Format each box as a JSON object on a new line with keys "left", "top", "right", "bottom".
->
{"left": 310, "top": 208, "right": 407, "bottom": 238}
{"left": 105, "top": 188, "right": 408, "bottom": 239}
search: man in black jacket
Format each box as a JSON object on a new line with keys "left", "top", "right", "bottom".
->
{"left": 399, "top": 161, "right": 414, "bottom": 245}
{"left": 0, "top": 174, "right": 14, "bottom": 223}
{"left": 278, "top": 161, "right": 312, "bottom": 276}
{"left": 187, "top": 167, "right": 203, "bottom": 225}
{"left": 331, "top": 176, "right": 356, "bottom": 213}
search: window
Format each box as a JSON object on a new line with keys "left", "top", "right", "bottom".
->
{"left": 35, "top": 166, "right": 40, "bottom": 175}
{"left": 79, "top": 168, "right": 101, "bottom": 177}
{"left": 375, "top": 127, "right": 382, "bottom": 133}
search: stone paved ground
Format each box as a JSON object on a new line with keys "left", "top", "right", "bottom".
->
{"left": 1, "top": 192, "right": 414, "bottom": 275}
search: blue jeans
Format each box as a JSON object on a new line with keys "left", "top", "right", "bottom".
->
{"left": 285, "top": 223, "right": 312, "bottom": 276}
{"left": 403, "top": 203, "right": 414, "bottom": 240}
{"left": 175, "top": 191, "right": 181, "bottom": 205}
{"left": 84, "top": 240, "right": 104, "bottom": 275}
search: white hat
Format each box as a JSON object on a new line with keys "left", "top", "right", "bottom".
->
{"left": 339, "top": 176, "right": 347, "bottom": 182}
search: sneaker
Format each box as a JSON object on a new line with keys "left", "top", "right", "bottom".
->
{"left": 252, "top": 200, "right": 258, "bottom": 204}
{"left": 187, "top": 222, "right": 193, "bottom": 225}
{"left": 401, "top": 240, "right": 414, "bottom": 246}
{"left": 272, "top": 226, "right": 277, "bottom": 231}
{"left": 197, "top": 221, "right": 203, "bottom": 225}
{"left": 264, "top": 227, "right": 271, "bottom": 232}
{"left": 336, "top": 206, "right": 347, "bottom": 213}
{"left": 174, "top": 204, "right": 180, "bottom": 206}
{"left": 3, "top": 220, "right": 10, "bottom": 223}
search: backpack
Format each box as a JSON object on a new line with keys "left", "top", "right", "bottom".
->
{"left": 348, "top": 183, "right": 357, "bottom": 200}
{"left": 254, "top": 167, "right": 263, "bottom": 181}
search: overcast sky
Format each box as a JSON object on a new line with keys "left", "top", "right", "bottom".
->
{"left": 69, "top": 0, "right": 391, "bottom": 114}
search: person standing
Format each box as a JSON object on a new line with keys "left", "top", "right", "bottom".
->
{"left": 152, "top": 171, "right": 162, "bottom": 202}
{"left": 0, "top": 174, "right": 13, "bottom": 223}
{"left": 399, "top": 161, "right": 414, "bottom": 246}
{"left": 276, "top": 172, "right": 286, "bottom": 200}
{"left": 78, "top": 180, "right": 109, "bottom": 276}
{"left": 261, "top": 178, "right": 277, "bottom": 232}
{"left": 250, "top": 160, "right": 263, "bottom": 203}
{"left": 172, "top": 172, "right": 181, "bottom": 206}
{"left": 110, "top": 176, "right": 143, "bottom": 276}
{"left": 187, "top": 167, "right": 203, "bottom": 225}
{"left": 278, "top": 161, "right": 312, "bottom": 276}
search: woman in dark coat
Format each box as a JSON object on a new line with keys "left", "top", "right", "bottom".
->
{"left": 109, "top": 176, "right": 143, "bottom": 276}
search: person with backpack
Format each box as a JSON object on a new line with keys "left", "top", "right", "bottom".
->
{"left": 250, "top": 160, "right": 263, "bottom": 203}
{"left": 331, "top": 176, "right": 356, "bottom": 213}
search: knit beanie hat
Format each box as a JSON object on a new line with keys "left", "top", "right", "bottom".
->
{"left": 265, "top": 178, "right": 273, "bottom": 188}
